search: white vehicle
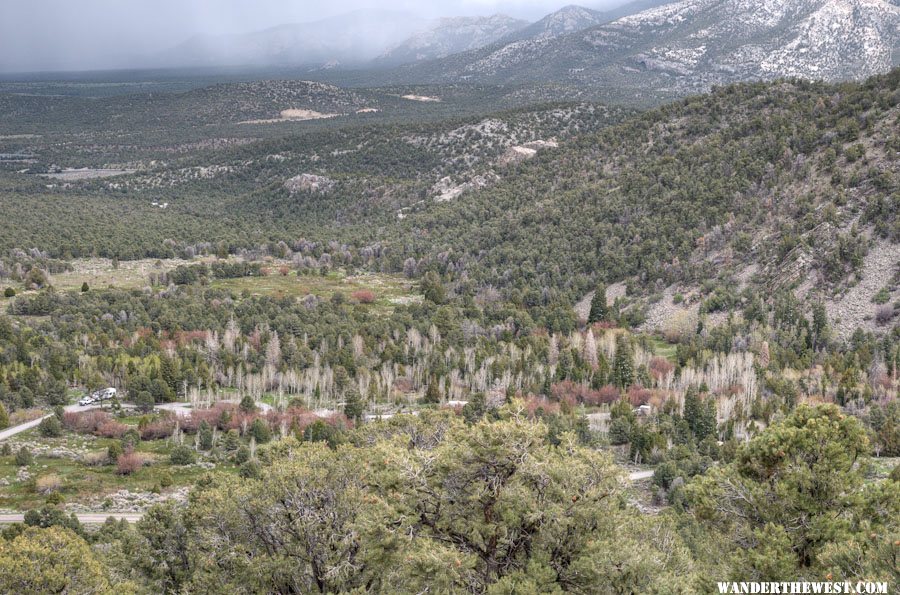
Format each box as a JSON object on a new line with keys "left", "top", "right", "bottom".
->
{"left": 78, "top": 396, "right": 94, "bottom": 406}
{"left": 89, "top": 388, "right": 118, "bottom": 402}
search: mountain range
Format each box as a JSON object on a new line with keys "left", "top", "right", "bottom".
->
{"left": 374, "top": 0, "right": 900, "bottom": 96}
{"left": 151, "top": 2, "right": 675, "bottom": 71}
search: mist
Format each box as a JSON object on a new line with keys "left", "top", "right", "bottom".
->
{"left": 0, "top": 0, "right": 628, "bottom": 73}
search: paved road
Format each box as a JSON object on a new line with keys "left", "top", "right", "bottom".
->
{"left": 628, "top": 470, "right": 654, "bottom": 481}
{"left": 0, "top": 413, "right": 54, "bottom": 441}
{"left": 0, "top": 512, "right": 144, "bottom": 524}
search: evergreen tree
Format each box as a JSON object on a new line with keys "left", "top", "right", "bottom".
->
{"left": 239, "top": 395, "right": 256, "bottom": 413}
{"left": 421, "top": 379, "right": 441, "bottom": 404}
{"left": 343, "top": 388, "right": 364, "bottom": 424}
{"left": 588, "top": 284, "right": 609, "bottom": 324}
{"left": 811, "top": 302, "right": 829, "bottom": 350}
{"left": 198, "top": 421, "right": 214, "bottom": 450}
{"left": 249, "top": 418, "right": 271, "bottom": 444}
{"left": 612, "top": 335, "right": 634, "bottom": 388}
{"left": 0, "top": 402, "right": 8, "bottom": 430}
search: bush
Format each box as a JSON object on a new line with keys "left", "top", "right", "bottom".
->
{"left": 35, "top": 474, "right": 62, "bottom": 494}
{"left": 45, "top": 492, "right": 65, "bottom": 505}
{"left": 233, "top": 445, "right": 250, "bottom": 464}
{"left": 38, "top": 416, "right": 63, "bottom": 438}
{"left": 875, "top": 304, "right": 894, "bottom": 325}
{"left": 63, "top": 410, "right": 113, "bottom": 434}
{"left": 116, "top": 453, "right": 144, "bottom": 475}
{"left": 15, "top": 447, "right": 33, "bottom": 467}
{"left": 170, "top": 445, "right": 196, "bottom": 465}
{"left": 1, "top": 443, "right": 11, "bottom": 456}
{"left": 140, "top": 417, "right": 176, "bottom": 440}
{"left": 239, "top": 460, "right": 262, "bottom": 479}
{"left": 157, "top": 470, "right": 173, "bottom": 488}
{"left": 121, "top": 428, "right": 141, "bottom": 450}
{"left": 95, "top": 420, "right": 127, "bottom": 438}
{"left": 107, "top": 442, "right": 124, "bottom": 464}
{"left": 3, "top": 287, "right": 15, "bottom": 297}
{"left": 884, "top": 462, "right": 900, "bottom": 483}
{"left": 0, "top": 403, "right": 8, "bottom": 430}
{"left": 81, "top": 451, "right": 107, "bottom": 467}
{"left": 351, "top": 290, "right": 376, "bottom": 304}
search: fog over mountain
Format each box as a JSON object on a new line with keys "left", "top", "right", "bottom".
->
{"left": 0, "top": 0, "right": 632, "bottom": 73}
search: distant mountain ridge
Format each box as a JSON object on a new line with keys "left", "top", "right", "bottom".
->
{"left": 368, "top": 0, "right": 900, "bottom": 97}
{"left": 375, "top": 15, "right": 530, "bottom": 67}
{"left": 155, "top": 10, "right": 427, "bottom": 68}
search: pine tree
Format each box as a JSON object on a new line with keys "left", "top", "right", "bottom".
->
{"left": 422, "top": 379, "right": 441, "bottom": 404}
{"left": 198, "top": 421, "right": 214, "bottom": 450}
{"left": 811, "top": 302, "right": 828, "bottom": 350}
{"left": 588, "top": 284, "right": 609, "bottom": 324}
{"left": 0, "top": 402, "right": 8, "bottom": 430}
{"left": 612, "top": 335, "right": 634, "bottom": 388}
{"left": 683, "top": 386, "right": 717, "bottom": 442}
{"left": 344, "top": 388, "right": 364, "bottom": 424}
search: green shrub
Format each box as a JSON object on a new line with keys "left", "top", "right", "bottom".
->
{"left": 170, "top": 445, "right": 196, "bottom": 465}
{"left": 38, "top": 416, "right": 63, "bottom": 438}
{"left": 107, "top": 442, "right": 124, "bottom": 463}
{"left": 239, "top": 460, "right": 261, "bottom": 479}
{"left": 15, "top": 447, "right": 33, "bottom": 467}
{"left": 234, "top": 445, "right": 250, "bottom": 464}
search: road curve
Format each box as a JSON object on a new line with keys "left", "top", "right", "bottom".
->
{"left": 0, "top": 512, "right": 144, "bottom": 524}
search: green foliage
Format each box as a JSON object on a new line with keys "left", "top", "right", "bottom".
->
{"left": 301, "top": 420, "right": 344, "bottom": 449}
{"left": 107, "top": 442, "right": 124, "bottom": 464}
{"left": 170, "top": 445, "right": 196, "bottom": 465}
{"left": 682, "top": 386, "right": 717, "bottom": 442}
{"left": 343, "top": 388, "right": 364, "bottom": 424}
{"left": 15, "top": 446, "right": 33, "bottom": 467}
{"left": 249, "top": 418, "right": 271, "bottom": 444}
{"left": 134, "top": 390, "right": 154, "bottom": 413}
{"left": 139, "top": 411, "right": 693, "bottom": 593}
{"left": 588, "top": 284, "right": 609, "bottom": 323}
{"left": 0, "top": 402, "right": 8, "bottom": 430}
{"left": 239, "top": 395, "right": 256, "bottom": 413}
{"left": 612, "top": 335, "right": 634, "bottom": 389}
{"left": 608, "top": 416, "right": 632, "bottom": 445}
{"left": 421, "top": 380, "right": 441, "bottom": 404}
{"left": 0, "top": 527, "right": 117, "bottom": 594}
{"left": 685, "top": 404, "right": 878, "bottom": 577}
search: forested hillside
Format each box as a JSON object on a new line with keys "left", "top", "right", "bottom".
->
{"left": 0, "top": 62, "right": 898, "bottom": 594}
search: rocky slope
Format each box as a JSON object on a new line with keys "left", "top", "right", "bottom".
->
{"left": 375, "top": 0, "right": 900, "bottom": 97}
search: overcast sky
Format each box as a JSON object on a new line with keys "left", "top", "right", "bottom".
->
{"left": 0, "top": 0, "right": 626, "bottom": 73}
